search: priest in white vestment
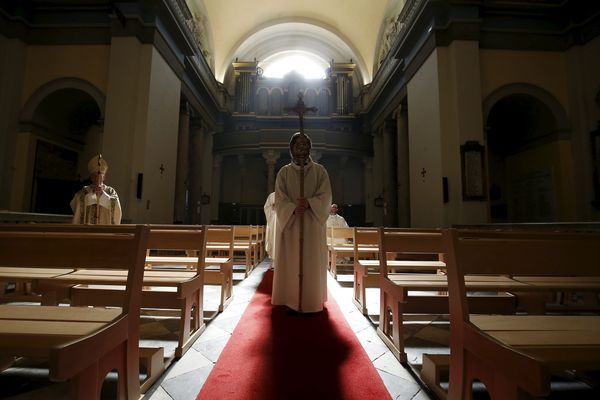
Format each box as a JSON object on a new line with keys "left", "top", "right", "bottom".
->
{"left": 326, "top": 204, "right": 349, "bottom": 228}
{"left": 272, "top": 132, "right": 332, "bottom": 313}
{"left": 263, "top": 191, "right": 277, "bottom": 265}
{"left": 70, "top": 154, "right": 122, "bottom": 224}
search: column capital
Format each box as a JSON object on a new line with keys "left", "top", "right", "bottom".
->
{"left": 262, "top": 149, "right": 280, "bottom": 164}
{"left": 232, "top": 60, "right": 259, "bottom": 76}
{"left": 311, "top": 150, "right": 322, "bottom": 162}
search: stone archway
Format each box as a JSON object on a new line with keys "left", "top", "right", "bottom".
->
{"left": 483, "top": 83, "right": 571, "bottom": 222}
{"left": 20, "top": 78, "right": 105, "bottom": 214}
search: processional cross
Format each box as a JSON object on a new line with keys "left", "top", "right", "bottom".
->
{"left": 95, "top": 154, "right": 103, "bottom": 224}
{"left": 284, "top": 93, "right": 317, "bottom": 312}
{"left": 285, "top": 92, "right": 318, "bottom": 137}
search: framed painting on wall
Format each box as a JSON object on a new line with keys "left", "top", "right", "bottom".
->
{"left": 460, "top": 140, "right": 486, "bottom": 201}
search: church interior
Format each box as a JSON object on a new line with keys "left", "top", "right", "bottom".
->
{"left": 1, "top": 1, "right": 600, "bottom": 399}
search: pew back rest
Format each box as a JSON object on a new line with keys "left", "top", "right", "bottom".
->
{"left": 0, "top": 224, "right": 149, "bottom": 313}
{"left": 206, "top": 225, "right": 235, "bottom": 258}
{"left": 146, "top": 227, "right": 206, "bottom": 271}
{"left": 353, "top": 227, "right": 379, "bottom": 259}
{"left": 442, "top": 229, "right": 600, "bottom": 321}
{"left": 328, "top": 226, "right": 354, "bottom": 246}
{"left": 233, "top": 225, "right": 253, "bottom": 244}
{"left": 377, "top": 228, "right": 443, "bottom": 278}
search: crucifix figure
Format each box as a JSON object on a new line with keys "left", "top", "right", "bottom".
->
{"left": 285, "top": 92, "right": 318, "bottom": 136}
{"left": 271, "top": 93, "right": 333, "bottom": 314}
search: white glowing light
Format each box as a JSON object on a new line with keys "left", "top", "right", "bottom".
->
{"left": 262, "top": 52, "right": 327, "bottom": 80}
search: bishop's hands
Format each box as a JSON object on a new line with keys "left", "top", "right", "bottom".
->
{"left": 94, "top": 184, "right": 103, "bottom": 197}
{"left": 294, "top": 198, "right": 310, "bottom": 216}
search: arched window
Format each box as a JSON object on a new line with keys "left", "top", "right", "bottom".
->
{"left": 261, "top": 51, "right": 328, "bottom": 80}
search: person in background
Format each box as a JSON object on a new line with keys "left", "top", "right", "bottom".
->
{"left": 263, "top": 191, "right": 277, "bottom": 269}
{"left": 326, "top": 203, "right": 348, "bottom": 228}
{"left": 70, "top": 154, "right": 122, "bottom": 224}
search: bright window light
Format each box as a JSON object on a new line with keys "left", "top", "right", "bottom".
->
{"left": 261, "top": 51, "right": 328, "bottom": 79}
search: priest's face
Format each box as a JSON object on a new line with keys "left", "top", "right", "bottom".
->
{"left": 291, "top": 134, "right": 311, "bottom": 162}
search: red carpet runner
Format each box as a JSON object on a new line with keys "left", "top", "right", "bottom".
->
{"left": 197, "top": 269, "right": 391, "bottom": 400}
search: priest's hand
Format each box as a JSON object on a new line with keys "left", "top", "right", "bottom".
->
{"left": 294, "top": 198, "right": 309, "bottom": 215}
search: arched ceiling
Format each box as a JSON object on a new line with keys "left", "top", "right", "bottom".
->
{"left": 195, "top": 0, "right": 395, "bottom": 84}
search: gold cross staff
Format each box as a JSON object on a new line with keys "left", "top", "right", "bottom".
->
{"left": 284, "top": 92, "right": 318, "bottom": 136}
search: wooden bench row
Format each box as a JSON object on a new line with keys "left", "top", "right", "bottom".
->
{"left": 444, "top": 229, "right": 600, "bottom": 400}
{"left": 0, "top": 224, "right": 235, "bottom": 357}
{"left": 0, "top": 223, "right": 265, "bottom": 399}
{"left": 360, "top": 227, "right": 600, "bottom": 399}
{"left": 0, "top": 225, "right": 149, "bottom": 399}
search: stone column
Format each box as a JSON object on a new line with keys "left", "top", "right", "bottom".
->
{"left": 174, "top": 101, "right": 190, "bottom": 223}
{"left": 189, "top": 117, "right": 204, "bottom": 224}
{"left": 210, "top": 155, "right": 222, "bottom": 222}
{"left": 263, "top": 150, "right": 280, "bottom": 194}
{"left": 363, "top": 157, "right": 374, "bottom": 225}
{"left": 396, "top": 104, "right": 410, "bottom": 227}
{"left": 201, "top": 129, "right": 214, "bottom": 224}
{"left": 383, "top": 119, "right": 398, "bottom": 226}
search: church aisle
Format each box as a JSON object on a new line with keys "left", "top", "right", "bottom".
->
{"left": 144, "top": 260, "right": 434, "bottom": 400}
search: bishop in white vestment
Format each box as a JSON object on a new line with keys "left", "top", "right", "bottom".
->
{"left": 70, "top": 154, "right": 122, "bottom": 225}
{"left": 272, "top": 133, "right": 332, "bottom": 313}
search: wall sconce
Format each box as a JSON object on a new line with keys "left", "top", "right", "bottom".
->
{"left": 201, "top": 193, "right": 211, "bottom": 205}
{"left": 374, "top": 196, "right": 384, "bottom": 207}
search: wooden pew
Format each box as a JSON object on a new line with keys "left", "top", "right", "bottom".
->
{"left": 443, "top": 229, "right": 600, "bottom": 400}
{"left": 144, "top": 224, "right": 234, "bottom": 312}
{"left": 203, "top": 225, "right": 234, "bottom": 311}
{"left": 233, "top": 225, "right": 256, "bottom": 277}
{"left": 0, "top": 267, "right": 74, "bottom": 303}
{"left": 376, "top": 228, "right": 516, "bottom": 363}
{"left": 255, "top": 225, "right": 266, "bottom": 262}
{"left": 68, "top": 227, "right": 209, "bottom": 360}
{"left": 0, "top": 225, "right": 149, "bottom": 399}
{"left": 328, "top": 226, "right": 354, "bottom": 278}
{"left": 355, "top": 228, "right": 446, "bottom": 316}
{"left": 0, "top": 224, "right": 214, "bottom": 360}
{"left": 23, "top": 223, "right": 233, "bottom": 313}
{"left": 351, "top": 227, "right": 380, "bottom": 314}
